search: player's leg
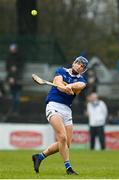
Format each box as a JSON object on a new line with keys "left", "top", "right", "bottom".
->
{"left": 43, "top": 142, "right": 59, "bottom": 156}
{"left": 32, "top": 114, "right": 68, "bottom": 173}
{"left": 65, "top": 125, "right": 79, "bottom": 175}
{"left": 42, "top": 124, "right": 73, "bottom": 156}
{"left": 32, "top": 102, "right": 78, "bottom": 174}
{"left": 65, "top": 125, "right": 73, "bottom": 147}
{"left": 32, "top": 115, "right": 78, "bottom": 174}
{"left": 44, "top": 120, "right": 78, "bottom": 174}
{"left": 32, "top": 141, "right": 59, "bottom": 173}
{"left": 49, "top": 114, "right": 69, "bottom": 161}
{"left": 38, "top": 124, "right": 73, "bottom": 157}
{"left": 44, "top": 103, "right": 70, "bottom": 161}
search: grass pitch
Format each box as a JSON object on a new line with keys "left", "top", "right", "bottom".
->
{"left": 0, "top": 149, "right": 119, "bottom": 179}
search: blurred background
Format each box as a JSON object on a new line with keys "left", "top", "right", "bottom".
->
{"left": 0, "top": 0, "right": 119, "bottom": 150}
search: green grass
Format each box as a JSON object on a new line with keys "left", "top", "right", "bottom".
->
{"left": 0, "top": 149, "right": 119, "bottom": 179}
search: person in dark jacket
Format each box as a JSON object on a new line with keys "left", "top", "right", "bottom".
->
{"left": 6, "top": 43, "right": 24, "bottom": 115}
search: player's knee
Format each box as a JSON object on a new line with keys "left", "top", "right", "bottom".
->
{"left": 59, "top": 134, "right": 67, "bottom": 144}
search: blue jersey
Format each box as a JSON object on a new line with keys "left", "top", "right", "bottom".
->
{"left": 46, "top": 67, "right": 87, "bottom": 107}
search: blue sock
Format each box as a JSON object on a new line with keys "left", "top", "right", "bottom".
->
{"left": 64, "top": 161, "right": 71, "bottom": 169}
{"left": 38, "top": 153, "right": 46, "bottom": 161}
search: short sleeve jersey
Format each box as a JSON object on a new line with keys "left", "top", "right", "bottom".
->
{"left": 46, "top": 67, "right": 87, "bottom": 107}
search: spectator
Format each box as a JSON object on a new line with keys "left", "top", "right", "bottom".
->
{"left": 78, "top": 85, "right": 87, "bottom": 116}
{"left": 86, "top": 68, "right": 98, "bottom": 94}
{"left": 6, "top": 43, "right": 24, "bottom": 76}
{"left": 108, "top": 111, "right": 119, "bottom": 125}
{"left": 0, "top": 79, "right": 6, "bottom": 119}
{"left": 0, "top": 79, "right": 5, "bottom": 99}
{"left": 116, "top": 59, "right": 119, "bottom": 73}
{"left": 86, "top": 92, "right": 108, "bottom": 150}
{"left": 6, "top": 43, "right": 24, "bottom": 115}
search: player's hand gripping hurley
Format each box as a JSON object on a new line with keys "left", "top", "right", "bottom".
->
{"left": 32, "top": 74, "right": 59, "bottom": 87}
{"left": 32, "top": 74, "right": 74, "bottom": 95}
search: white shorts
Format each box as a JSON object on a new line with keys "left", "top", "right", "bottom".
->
{"left": 46, "top": 101, "right": 73, "bottom": 126}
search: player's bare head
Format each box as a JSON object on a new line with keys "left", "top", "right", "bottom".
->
{"left": 72, "top": 56, "right": 88, "bottom": 75}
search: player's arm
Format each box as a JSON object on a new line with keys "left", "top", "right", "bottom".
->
{"left": 53, "top": 75, "right": 74, "bottom": 95}
{"left": 66, "top": 82, "right": 86, "bottom": 95}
